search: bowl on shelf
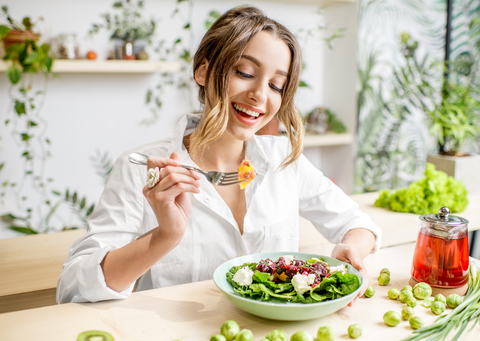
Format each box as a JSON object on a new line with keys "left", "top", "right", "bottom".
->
{"left": 213, "top": 251, "right": 364, "bottom": 321}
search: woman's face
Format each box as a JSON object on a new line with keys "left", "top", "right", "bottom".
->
{"left": 226, "top": 30, "right": 291, "bottom": 142}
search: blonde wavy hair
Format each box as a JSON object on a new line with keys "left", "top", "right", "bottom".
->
{"left": 189, "top": 6, "right": 303, "bottom": 168}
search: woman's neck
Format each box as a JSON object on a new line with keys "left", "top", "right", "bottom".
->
{"left": 185, "top": 133, "right": 246, "bottom": 171}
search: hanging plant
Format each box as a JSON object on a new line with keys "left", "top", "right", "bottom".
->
{"left": 0, "top": 6, "right": 94, "bottom": 234}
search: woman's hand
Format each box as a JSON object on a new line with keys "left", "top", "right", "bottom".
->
{"left": 143, "top": 152, "right": 201, "bottom": 247}
{"left": 331, "top": 243, "right": 369, "bottom": 307}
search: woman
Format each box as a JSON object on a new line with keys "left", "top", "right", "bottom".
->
{"left": 57, "top": 6, "right": 381, "bottom": 304}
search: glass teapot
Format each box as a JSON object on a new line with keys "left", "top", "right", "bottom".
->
{"left": 411, "top": 206, "right": 469, "bottom": 288}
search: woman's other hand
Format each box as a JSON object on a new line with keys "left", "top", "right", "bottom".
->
{"left": 331, "top": 243, "right": 369, "bottom": 307}
{"left": 143, "top": 152, "right": 201, "bottom": 246}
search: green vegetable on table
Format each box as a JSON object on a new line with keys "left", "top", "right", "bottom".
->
{"left": 413, "top": 283, "right": 432, "bottom": 300}
{"left": 388, "top": 288, "right": 400, "bottom": 300}
{"left": 290, "top": 331, "right": 313, "bottom": 341}
{"left": 401, "top": 262, "right": 480, "bottom": 341}
{"left": 400, "top": 289, "right": 414, "bottom": 303}
{"left": 317, "top": 326, "right": 335, "bottom": 341}
{"left": 430, "top": 301, "right": 446, "bottom": 315}
{"left": 264, "top": 329, "right": 288, "bottom": 341}
{"left": 378, "top": 273, "right": 390, "bottom": 286}
{"left": 406, "top": 297, "right": 417, "bottom": 308}
{"left": 364, "top": 286, "right": 375, "bottom": 297}
{"left": 380, "top": 268, "right": 391, "bottom": 276}
{"left": 434, "top": 294, "right": 446, "bottom": 305}
{"left": 422, "top": 298, "right": 433, "bottom": 308}
{"left": 402, "top": 306, "right": 415, "bottom": 320}
{"left": 409, "top": 316, "right": 425, "bottom": 330}
{"left": 221, "top": 320, "right": 241, "bottom": 340}
{"left": 374, "top": 163, "right": 468, "bottom": 214}
{"left": 211, "top": 335, "right": 227, "bottom": 341}
{"left": 384, "top": 311, "right": 401, "bottom": 326}
{"left": 446, "top": 293, "right": 462, "bottom": 308}
{"left": 347, "top": 324, "right": 362, "bottom": 338}
{"left": 235, "top": 329, "right": 253, "bottom": 341}
{"left": 403, "top": 285, "right": 413, "bottom": 292}
{"left": 77, "top": 331, "right": 114, "bottom": 341}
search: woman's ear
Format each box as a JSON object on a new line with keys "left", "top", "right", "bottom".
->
{"left": 194, "top": 59, "right": 208, "bottom": 86}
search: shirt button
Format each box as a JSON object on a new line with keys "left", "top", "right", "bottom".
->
{"left": 244, "top": 225, "right": 249, "bottom": 232}
{"left": 204, "top": 197, "right": 210, "bottom": 203}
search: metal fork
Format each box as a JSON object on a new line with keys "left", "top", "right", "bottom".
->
{"left": 128, "top": 152, "right": 244, "bottom": 186}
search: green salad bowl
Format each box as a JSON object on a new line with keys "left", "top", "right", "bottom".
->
{"left": 213, "top": 251, "right": 364, "bottom": 321}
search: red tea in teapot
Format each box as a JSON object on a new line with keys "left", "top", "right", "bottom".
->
{"left": 411, "top": 230, "right": 469, "bottom": 287}
{"left": 411, "top": 206, "right": 469, "bottom": 288}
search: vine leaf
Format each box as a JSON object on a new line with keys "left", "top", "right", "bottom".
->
{"left": 6, "top": 66, "right": 22, "bottom": 84}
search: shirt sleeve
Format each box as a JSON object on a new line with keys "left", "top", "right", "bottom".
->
{"left": 296, "top": 154, "right": 382, "bottom": 253}
{"left": 56, "top": 153, "right": 145, "bottom": 303}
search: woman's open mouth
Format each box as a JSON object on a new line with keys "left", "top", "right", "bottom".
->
{"left": 232, "top": 103, "right": 264, "bottom": 126}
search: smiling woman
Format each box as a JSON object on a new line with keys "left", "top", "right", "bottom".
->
{"left": 56, "top": 6, "right": 382, "bottom": 306}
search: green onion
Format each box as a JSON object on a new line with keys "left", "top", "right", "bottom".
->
{"left": 401, "top": 260, "right": 480, "bottom": 341}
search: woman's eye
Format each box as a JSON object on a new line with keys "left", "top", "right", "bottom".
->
{"left": 269, "top": 83, "right": 283, "bottom": 94}
{"left": 236, "top": 70, "right": 253, "bottom": 78}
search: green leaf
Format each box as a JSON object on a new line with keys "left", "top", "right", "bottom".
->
{"left": 44, "top": 56, "right": 53, "bottom": 71}
{"left": 20, "top": 133, "right": 31, "bottom": 141}
{"left": 72, "top": 192, "right": 77, "bottom": 204}
{"left": 23, "top": 51, "right": 40, "bottom": 65}
{"left": 0, "top": 25, "right": 11, "bottom": 39}
{"left": 145, "top": 89, "right": 152, "bottom": 104}
{"left": 9, "top": 226, "right": 38, "bottom": 234}
{"left": 86, "top": 204, "right": 95, "bottom": 216}
{"left": 299, "top": 80, "right": 310, "bottom": 88}
{"left": 6, "top": 66, "right": 22, "bottom": 84}
{"left": 52, "top": 190, "right": 61, "bottom": 196}
{"left": 28, "top": 120, "right": 38, "bottom": 127}
{"left": 183, "top": 23, "right": 190, "bottom": 30}
{"left": 79, "top": 197, "right": 86, "bottom": 209}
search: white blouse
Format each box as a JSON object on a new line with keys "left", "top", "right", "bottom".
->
{"left": 56, "top": 114, "right": 382, "bottom": 303}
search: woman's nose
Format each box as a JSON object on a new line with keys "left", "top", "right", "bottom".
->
{"left": 248, "top": 80, "right": 268, "bottom": 104}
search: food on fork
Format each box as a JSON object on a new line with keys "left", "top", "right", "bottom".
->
{"left": 238, "top": 159, "right": 257, "bottom": 189}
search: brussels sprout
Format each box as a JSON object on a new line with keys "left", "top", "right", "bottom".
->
{"left": 383, "top": 311, "right": 401, "bottom": 326}
{"left": 401, "top": 306, "right": 415, "bottom": 320}
{"left": 290, "top": 331, "right": 313, "bottom": 341}
{"left": 211, "top": 335, "right": 227, "bottom": 341}
{"left": 431, "top": 301, "right": 446, "bottom": 315}
{"left": 399, "top": 290, "right": 414, "bottom": 303}
{"left": 364, "top": 286, "right": 375, "bottom": 298}
{"left": 409, "top": 316, "right": 425, "bottom": 330}
{"left": 413, "top": 282, "right": 432, "bottom": 300}
{"left": 317, "top": 326, "right": 335, "bottom": 341}
{"left": 446, "top": 294, "right": 463, "bottom": 308}
{"left": 433, "top": 294, "right": 445, "bottom": 304}
{"left": 406, "top": 297, "right": 417, "bottom": 308}
{"left": 77, "top": 331, "right": 114, "bottom": 341}
{"left": 402, "top": 285, "right": 413, "bottom": 292}
{"left": 378, "top": 273, "right": 390, "bottom": 286}
{"left": 380, "top": 268, "right": 391, "bottom": 276}
{"left": 347, "top": 324, "right": 362, "bottom": 339}
{"left": 221, "top": 320, "right": 241, "bottom": 340}
{"left": 265, "top": 329, "right": 288, "bottom": 341}
{"left": 423, "top": 298, "right": 433, "bottom": 308}
{"left": 388, "top": 288, "right": 400, "bottom": 300}
{"left": 235, "top": 329, "right": 253, "bottom": 341}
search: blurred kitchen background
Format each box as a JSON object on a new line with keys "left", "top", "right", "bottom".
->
{"left": 0, "top": 0, "right": 479, "bottom": 252}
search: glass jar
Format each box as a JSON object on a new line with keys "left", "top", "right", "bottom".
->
{"left": 411, "top": 206, "right": 469, "bottom": 288}
{"left": 57, "top": 33, "right": 79, "bottom": 59}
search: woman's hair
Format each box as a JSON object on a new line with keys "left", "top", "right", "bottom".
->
{"left": 189, "top": 6, "right": 303, "bottom": 168}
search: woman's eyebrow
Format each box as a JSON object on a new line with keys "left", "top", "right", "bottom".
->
{"left": 241, "top": 54, "right": 288, "bottom": 77}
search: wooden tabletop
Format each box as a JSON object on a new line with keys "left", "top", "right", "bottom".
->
{"left": 1, "top": 193, "right": 478, "bottom": 314}
{"left": 1, "top": 242, "right": 478, "bottom": 341}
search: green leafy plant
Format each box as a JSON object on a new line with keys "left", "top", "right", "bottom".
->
{"left": 428, "top": 82, "right": 480, "bottom": 155}
{"left": 375, "top": 163, "right": 468, "bottom": 214}
{"left": 88, "top": 0, "right": 157, "bottom": 43}
{"left": 0, "top": 6, "right": 94, "bottom": 235}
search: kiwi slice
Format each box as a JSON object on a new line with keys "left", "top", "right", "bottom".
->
{"left": 77, "top": 331, "right": 114, "bottom": 341}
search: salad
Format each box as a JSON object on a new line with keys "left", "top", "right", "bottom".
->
{"left": 226, "top": 255, "right": 361, "bottom": 304}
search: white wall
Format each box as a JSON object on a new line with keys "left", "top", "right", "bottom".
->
{"left": 0, "top": 0, "right": 358, "bottom": 238}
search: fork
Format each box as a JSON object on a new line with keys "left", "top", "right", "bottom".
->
{"left": 128, "top": 152, "right": 244, "bottom": 186}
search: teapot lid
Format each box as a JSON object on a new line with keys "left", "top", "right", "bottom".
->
{"left": 420, "top": 206, "right": 469, "bottom": 227}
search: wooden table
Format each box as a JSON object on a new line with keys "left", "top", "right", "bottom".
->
{"left": 0, "top": 229, "right": 85, "bottom": 313}
{"left": 0, "top": 242, "right": 478, "bottom": 341}
{"left": 1, "top": 193, "right": 478, "bottom": 314}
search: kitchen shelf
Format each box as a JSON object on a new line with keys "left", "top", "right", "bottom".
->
{"left": 0, "top": 60, "right": 181, "bottom": 73}
{"left": 303, "top": 133, "right": 354, "bottom": 148}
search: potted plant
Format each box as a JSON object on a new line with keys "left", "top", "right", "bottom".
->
{"left": 426, "top": 81, "right": 480, "bottom": 194}
{"left": 88, "top": 0, "right": 157, "bottom": 60}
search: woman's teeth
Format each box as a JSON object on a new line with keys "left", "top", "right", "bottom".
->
{"left": 234, "top": 103, "right": 260, "bottom": 118}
